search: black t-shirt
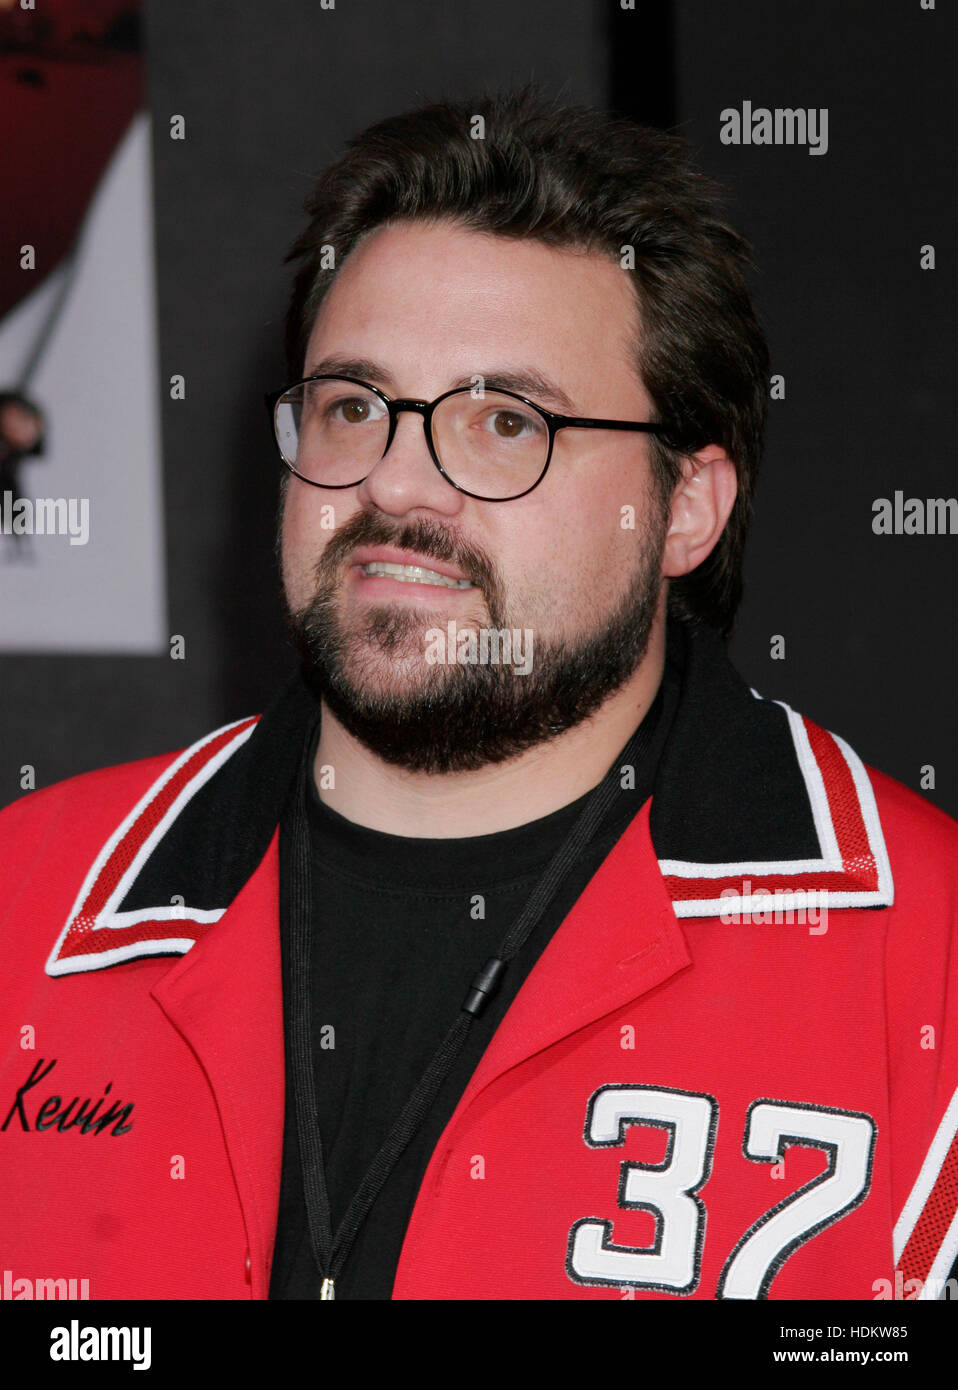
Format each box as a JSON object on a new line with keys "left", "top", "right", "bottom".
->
{"left": 269, "top": 637, "right": 685, "bottom": 1299}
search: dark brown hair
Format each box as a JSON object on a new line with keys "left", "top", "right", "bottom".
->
{"left": 283, "top": 87, "right": 770, "bottom": 637}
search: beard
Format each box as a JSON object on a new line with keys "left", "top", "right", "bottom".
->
{"left": 284, "top": 501, "right": 669, "bottom": 775}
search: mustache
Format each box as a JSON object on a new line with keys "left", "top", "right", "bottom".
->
{"left": 313, "top": 510, "right": 505, "bottom": 615}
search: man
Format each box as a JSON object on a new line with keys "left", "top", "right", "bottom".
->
{"left": 1, "top": 89, "right": 955, "bottom": 1303}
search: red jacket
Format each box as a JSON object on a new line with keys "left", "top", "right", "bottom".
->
{"left": 2, "top": 628, "right": 957, "bottom": 1300}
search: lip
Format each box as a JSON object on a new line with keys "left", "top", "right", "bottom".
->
{"left": 348, "top": 545, "right": 473, "bottom": 584}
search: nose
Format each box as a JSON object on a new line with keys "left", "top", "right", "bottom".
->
{"left": 357, "top": 404, "right": 463, "bottom": 518}
{"left": 379, "top": 400, "right": 430, "bottom": 458}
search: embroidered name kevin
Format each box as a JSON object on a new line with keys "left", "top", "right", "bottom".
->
{"left": 1, "top": 1059, "right": 134, "bottom": 1136}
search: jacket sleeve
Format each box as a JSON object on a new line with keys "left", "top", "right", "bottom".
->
{"left": 876, "top": 769, "right": 958, "bottom": 1299}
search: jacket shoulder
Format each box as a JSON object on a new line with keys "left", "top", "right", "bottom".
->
{"left": 0, "top": 715, "right": 261, "bottom": 862}
{"left": 867, "top": 762, "right": 958, "bottom": 840}
{"left": 865, "top": 762, "right": 958, "bottom": 899}
{"left": 0, "top": 749, "right": 184, "bottom": 843}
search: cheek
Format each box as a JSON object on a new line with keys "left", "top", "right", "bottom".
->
{"left": 503, "top": 486, "right": 638, "bottom": 627}
{"left": 279, "top": 495, "right": 306, "bottom": 605}
{"left": 280, "top": 487, "right": 346, "bottom": 607}
{"left": 562, "top": 512, "right": 635, "bottom": 612}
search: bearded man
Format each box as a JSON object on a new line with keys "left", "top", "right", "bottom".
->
{"left": 2, "top": 89, "right": 955, "bottom": 1304}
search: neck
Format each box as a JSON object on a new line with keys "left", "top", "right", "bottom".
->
{"left": 312, "top": 617, "right": 667, "bottom": 838}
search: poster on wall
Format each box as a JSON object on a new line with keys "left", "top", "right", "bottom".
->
{"left": 0, "top": 0, "right": 165, "bottom": 651}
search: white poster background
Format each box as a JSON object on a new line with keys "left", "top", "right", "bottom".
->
{"left": 0, "top": 112, "right": 166, "bottom": 652}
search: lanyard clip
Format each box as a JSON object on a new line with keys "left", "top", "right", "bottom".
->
{"left": 462, "top": 957, "right": 507, "bottom": 1018}
{"left": 320, "top": 1277, "right": 335, "bottom": 1300}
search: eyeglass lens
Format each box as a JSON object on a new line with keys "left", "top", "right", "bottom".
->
{"left": 275, "top": 379, "right": 549, "bottom": 498}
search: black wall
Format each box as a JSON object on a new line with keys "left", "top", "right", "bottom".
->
{"left": 671, "top": 0, "right": 956, "bottom": 814}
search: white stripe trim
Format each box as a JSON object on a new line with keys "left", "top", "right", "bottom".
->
{"left": 671, "top": 890, "right": 871, "bottom": 921}
{"left": 100, "top": 721, "right": 256, "bottom": 921}
{"left": 893, "top": 1087, "right": 958, "bottom": 1266}
{"left": 832, "top": 730, "right": 894, "bottom": 907}
{"left": 46, "top": 717, "right": 256, "bottom": 977}
{"left": 47, "top": 936, "right": 205, "bottom": 977}
{"left": 671, "top": 893, "right": 890, "bottom": 919}
{"left": 105, "top": 906, "right": 225, "bottom": 928}
{"left": 660, "top": 856, "right": 836, "bottom": 879}
{"left": 783, "top": 702, "right": 843, "bottom": 867}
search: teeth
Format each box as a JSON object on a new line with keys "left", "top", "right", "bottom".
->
{"left": 362, "top": 561, "right": 474, "bottom": 589}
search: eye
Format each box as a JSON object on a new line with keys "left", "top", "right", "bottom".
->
{"left": 325, "top": 395, "right": 385, "bottom": 425}
{"left": 482, "top": 407, "right": 543, "bottom": 440}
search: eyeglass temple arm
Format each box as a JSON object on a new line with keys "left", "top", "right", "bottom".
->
{"left": 554, "top": 417, "right": 664, "bottom": 433}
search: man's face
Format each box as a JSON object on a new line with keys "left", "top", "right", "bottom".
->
{"left": 281, "top": 219, "right": 671, "bottom": 772}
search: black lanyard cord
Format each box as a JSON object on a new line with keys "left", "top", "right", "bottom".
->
{"left": 286, "top": 746, "right": 335, "bottom": 1291}
{"left": 285, "top": 701, "right": 658, "bottom": 1299}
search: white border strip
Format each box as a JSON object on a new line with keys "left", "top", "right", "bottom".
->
{"left": 106, "top": 906, "right": 225, "bottom": 928}
{"left": 893, "top": 1087, "right": 958, "bottom": 1267}
{"left": 47, "top": 932, "right": 216, "bottom": 977}
{"left": 781, "top": 701, "right": 843, "bottom": 866}
{"left": 832, "top": 729, "right": 894, "bottom": 907}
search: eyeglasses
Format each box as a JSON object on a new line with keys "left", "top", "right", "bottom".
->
{"left": 264, "top": 374, "right": 667, "bottom": 502}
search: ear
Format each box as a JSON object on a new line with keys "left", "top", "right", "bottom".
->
{"left": 661, "top": 446, "right": 738, "bottom": 579}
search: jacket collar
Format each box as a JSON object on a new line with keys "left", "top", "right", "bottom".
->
{"left": 46, "top": 619, "right": 893, "bottom": 978}
{"left": 650, "top": 620, "right": 893, "bottom": 919}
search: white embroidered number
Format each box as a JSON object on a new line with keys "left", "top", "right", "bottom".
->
{"left": 568, "top": 1091, "right": 877, "bottom": 1298}
{"left": 717, "top": 1101, "right": 876, "bottom": 1300}
{"left": 567, "top": 1086, "right": 717, "bottom": 1293}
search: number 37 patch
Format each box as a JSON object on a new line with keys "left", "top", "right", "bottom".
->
{"left": 566, "top": 1085, "right": 877, "bottom": 1299}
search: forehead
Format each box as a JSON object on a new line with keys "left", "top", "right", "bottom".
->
{"left": 303, "top": 220, "right": 643, "bottom": 397}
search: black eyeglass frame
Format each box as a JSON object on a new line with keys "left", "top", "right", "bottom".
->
{"left": 264, "top": 374, "right": 668, "bottom": 502}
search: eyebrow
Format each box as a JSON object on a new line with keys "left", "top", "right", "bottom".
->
{"left": 303, "top": 354, "right": 578, "bottom": 414}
